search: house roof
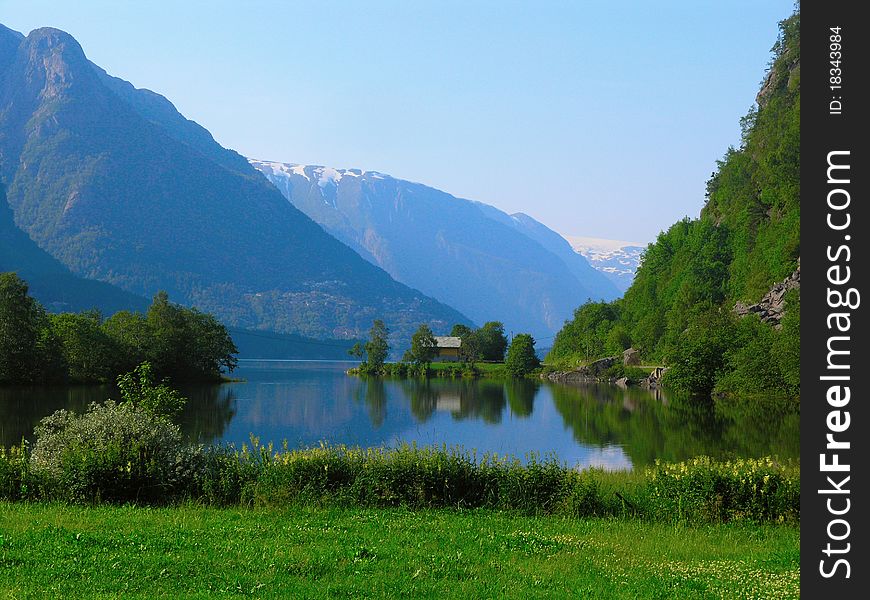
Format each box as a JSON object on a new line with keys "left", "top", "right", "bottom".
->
{"left": 434, "top": 336, "right": 462, "bottom": 348}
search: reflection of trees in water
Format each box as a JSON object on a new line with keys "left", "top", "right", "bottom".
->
{"left": 549, "top": 383, "right": 799, "bottom": 467}
{"left": 401, "top": 380, "right": 440, "bottom": 422}
{"left": 398, "top": 379, "right": 520, "bottom": 424}
{"left": 363, "top": 378, "right": 386, "bottom": 428}
{"left": 715, "top": 395, "right": 800, "bottom": 459}
{"left": 177, "top": 383, "right": 237, "bottom": 445}
{"left": 505, "top": 379, "right": 539, "bottom": 417}
{"left": 1, "top": 381, "right": 239, "bottom": 448}
{"left": 462, "top": 381, "right": 506, "bottom": 424}
{"left": 0, "top": 384, "right": 110, "bottom": 447}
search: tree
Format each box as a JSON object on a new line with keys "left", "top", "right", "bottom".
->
{"left": 450, "top": 323, "right": 480, "bottom": 364}
{"left": 450, "top": 324, "right": 473, "bottom": 338}
{"left": 144, "top": 291, "right": 237, "bottom": 381}
{"left": 477, "top": 321, "right": 508, "bottom": 362}
{"left": 348, "top": 342, "right": 365, "bottom": 361}
{"left": 145, "top": 291, "right": 189, "bottom": 378}
{"left": 0, "top": 272, "right": 62, "bottom": 383}
{"left": 505, "top": 333, "right": 540, "bottom": 377}
{"left": 50, "top": 311, "right": 121, "bottom": 383}
{"left": 183, "top": 308, "right": 238, "bottom": 378}
{"left": 409, "top": 323, "right": 438, "bottom": 367}
{"left": 364, "top": 319, "right": 390, "bottom": 372}
{"left": 101, "top": 310, "right": 150, "bottom": 373}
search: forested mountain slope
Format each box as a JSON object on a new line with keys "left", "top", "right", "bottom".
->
{"left": 1, "top": 183, "right": 147, "bottom": 314}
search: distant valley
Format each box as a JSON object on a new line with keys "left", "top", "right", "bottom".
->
{"left": 250, "top": 160, "right": 619, "bottom": 339}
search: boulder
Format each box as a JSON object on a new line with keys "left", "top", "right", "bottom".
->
{"left": 623, "top": 347, "right": 640, "bottom": 366}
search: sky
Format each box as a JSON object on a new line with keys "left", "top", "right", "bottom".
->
{"left": 1, "top": 0, "right": 795, "bottom": 243}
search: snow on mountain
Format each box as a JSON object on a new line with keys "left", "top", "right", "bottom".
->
{"left": 563, "top": 236, "right": 647, "bottom": 293}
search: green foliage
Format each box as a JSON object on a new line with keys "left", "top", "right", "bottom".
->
{"left": 49, "top": 311, "right": 120, "bottom": 383}
{"left": 0, "top": 444, "right": 32, "bottom": 501}
{"left": 648, "top": 456, "right": 799, "bottom": 523}
{"left": 0, "top": 275, "right": 238, "bottom": 385}
{"left": 347, "top": 342, "right": 365, "bottom": 361}
{"left": 504, "top": 334, "right": 540, "bottom": 378}
{"left": 549, "top": 301, "right": 621, "bottom": 366}
{"left": 3, "top": 435, "right": 800, "bottom": 525}
{"left": 457, "top": 329, "right": 482, "bottom": 364}
{"left": 144, "top": 291, "right": 238, "bottom": 381}
{"left": 29, "top": 400, "right": 187, "bottom": 504}
{"left": 408, "top": 323, "right": 437, "bottom": 366}
{"left": 661, "top": 309, "right": 737, "bottom": 399}
{"left": 448, "top": 321, "right": 505, "bottom": 364}
{"left": 0, "top": 273, "right": 64, "bottom": 384}
{"left": 476, "top": 322, "right": 508, "bottom": 362}
{"left": 356, "top": 319, "right": 390, "bottom": 375}
{"left": 117, "top": 362, "right": 187, "bottom": 419}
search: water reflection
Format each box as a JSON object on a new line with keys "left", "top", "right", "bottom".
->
{"left": 550, "top": 383, "right": 799, "bottom": 466}
{"left": 0, "top": 361, "right": 798, "bottom": 469}
{"left": 0, "top": 384, "right": 106, "bottom": 446}
{"left": 0, "top": 380, "right": 237, "bottom": 447}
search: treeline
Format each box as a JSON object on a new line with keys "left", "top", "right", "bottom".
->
{"left": 548, "top": 11, "right": 800, "bottom": 400}
{"left": 352, "top": 319, "right": 540, "bottom": 378}
{"left": 0, "top": 272, "right": 237, "bottom": 385}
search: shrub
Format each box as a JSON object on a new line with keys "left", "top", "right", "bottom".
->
{"left": 30, "top": 400, "right": 187, "bottom": 503}
{"left": 117, "top": 361, "right": 186, "bottom": 419}
{"left": 647, "top": 456, "right": 799, "bottom": 523}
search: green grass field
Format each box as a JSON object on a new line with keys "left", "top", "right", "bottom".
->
{"left": 0, "top": 502, "right": 798, "bottom": 599}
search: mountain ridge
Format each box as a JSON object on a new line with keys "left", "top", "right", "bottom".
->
{"left": 250, "top": 159, "right": 619, "bottom": 338}
{"left": 0, "top": 24, "right": 471, "bottom": 343}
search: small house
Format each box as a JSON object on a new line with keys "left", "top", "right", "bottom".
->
{"left": 433, "top": 336, "right": 462, "bottom": 362}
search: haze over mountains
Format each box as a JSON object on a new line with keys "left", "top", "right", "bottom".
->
{"left": 0, "top": 24, "right": 469, "bottom": 343}
{"left": 0, "top": 22, "right": 623, "bottom": 347}
{"left": 250, "top": 160, "right": 619, "bottom": 338}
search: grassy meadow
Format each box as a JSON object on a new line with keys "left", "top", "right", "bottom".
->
{"left": 0, "top": 502, "right": 799, "bottom": 599}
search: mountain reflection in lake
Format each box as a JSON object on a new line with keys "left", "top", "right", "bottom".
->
{"left": 0, "top": 360, "right": 798, "bottom": 470}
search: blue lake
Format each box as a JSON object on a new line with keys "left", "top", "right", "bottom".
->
{"left": 0, "top": 360, "right": 799, "bottom": 470}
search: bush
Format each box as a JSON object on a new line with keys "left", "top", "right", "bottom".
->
{"left": 117, "top": 361, "right": 186, "bottom": 419}
{"left": 647, "top": 456, "right": 799, "bottom": 523}
{"left": 30, "top": 400, "right": 187, "bottom": 503}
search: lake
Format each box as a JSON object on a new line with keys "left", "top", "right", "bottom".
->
{"left": 0, "top": 360, "right": 799, "bottom": 470}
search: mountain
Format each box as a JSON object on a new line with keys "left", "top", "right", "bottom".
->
{"left": 250, "top": 160, "right": 619, "bottom": 339}
{"left": 0, "top": 25, "right": 470, "bottom": 343}
{"left": 564, "top": 236, "right": 645, "bottom": 293}
{"left": 472, "top": 207, "right": 618, "bottom": 295}
{"left": 1, "top": 183, "right": 148, "bottom": 314}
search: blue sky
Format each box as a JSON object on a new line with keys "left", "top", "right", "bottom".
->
{"left": 1, "top": 1, "right": 795, "bottom": 242}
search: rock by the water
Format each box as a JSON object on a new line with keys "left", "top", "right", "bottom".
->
{"left": 623, "top": 347, "right": 640, "bottom": 366}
